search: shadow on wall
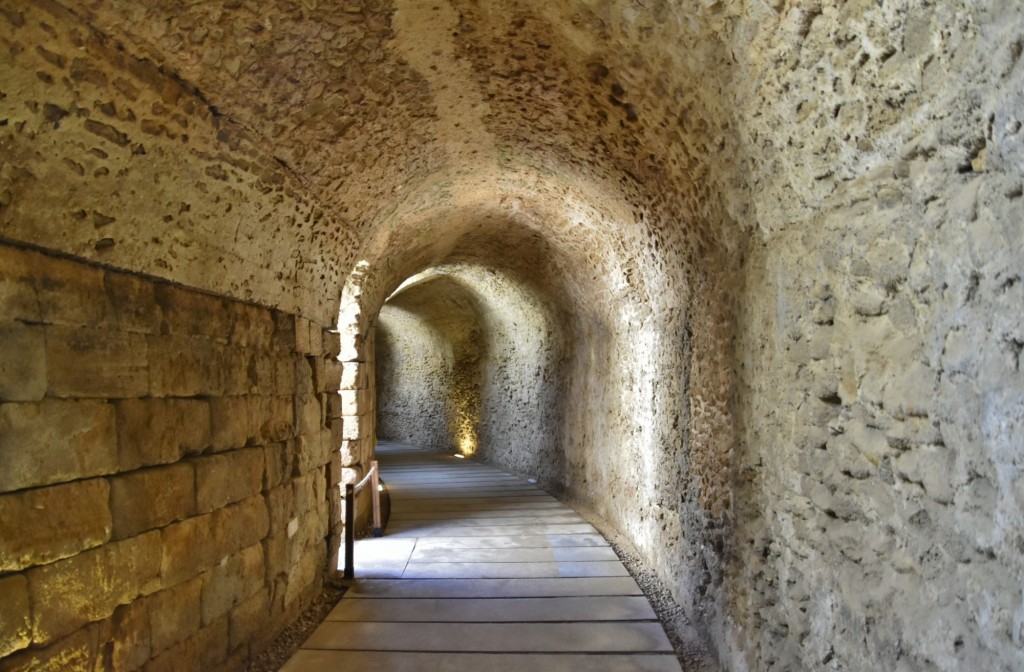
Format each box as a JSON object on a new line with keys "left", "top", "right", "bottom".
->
{"left": 373, "top": 264, "right": 567, "bottom": 479}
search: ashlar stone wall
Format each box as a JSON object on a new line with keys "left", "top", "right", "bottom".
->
{"left": 0, "top": 243, "right": 343, "bottom": 671}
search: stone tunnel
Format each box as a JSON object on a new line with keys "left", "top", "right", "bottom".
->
{"left": 1, "top": 0, "right": 1023, "bottom": 670}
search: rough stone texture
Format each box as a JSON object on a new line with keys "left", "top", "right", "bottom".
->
{"left": 1, "top": 0, "right": 1023, "bottom": 671}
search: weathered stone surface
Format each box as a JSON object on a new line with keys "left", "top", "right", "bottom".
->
{"left": 0, "top": 625, "right": 97, "bottom": 672}
{"left": 110, "top": 463, "right": 196, "bottom": 540}
{"left": 209, "top": 396, "right": 252, "bottom": 452}
{"left": 45, "top": 325, "right": 148, "bottom": 398}
{"left": 147, "top": 334, "right": 224, "bottom": 397}
{"left": 194, "top": 448, "right": 264, "bottom": 514}
{"left": 0, "top": 479, "right": 111, "bottom": 571}
{"left": 30, "top": 532, "right": 161, "bottom": 645}
{"left": 160, "top": 514, "right": 216, "bottom": 589}
{"left": 117, "top": 398, "right": 210, "bottom": 470}
{"left": 147, "top": 576, "right": 201, "bottom": 655}
{"left": 0, "top": 574, "right": 32, "bottom": 658}
{"left": 0, "top": 322, "right": 46, "bottom": 402}
{"left": 0, "top": 400, "right": 117, "bottom": 492}
{"left": 200, "top": 543, "right": 264, "bottom": 626}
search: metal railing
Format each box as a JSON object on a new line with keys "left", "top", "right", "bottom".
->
{"left": 343, "top": 459, "right": 382, "bottom": 580}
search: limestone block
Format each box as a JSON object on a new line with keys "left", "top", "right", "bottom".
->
{"left": 194, "top": 448, "right": 264, "bottom": 514}
{"left": 262, "top": 531, "right": 289, "bottom": 581}
{"left": 161, "top": 514, "right": 216, "bottom": 588}
{"left": 0, "top": 400, "right": 117, "bottom": 492}
{"left": 110, "top": 463, "right": 196, "bottom": 540}
{"left": 147, "top": 576, "right": 201, "bottom": 655}
{"left": 339, "top": 361, "right": 367, "bottom": 389}
{"left": 284, "top": 544, "right": 323, "bottom": 607}
{"left": 104, "top": 271, "right": 162, "bottom": 333}
{"left": 329, "top": 449, "right": 342, "bottom": 486}
{"left": 265, "top": 485, "right": 295, "bottom": 539}
{"left": 271, "top": 313, "right": 296, "bottom": 352}
{"left": 338, "top": 439, "right": 361, "bottom": 468}
{"left": 153, "top": 284, "right": 229, "bottom": 343}
{"left": 0, "top": 573, "right": 32, "bottom": 658}
{"left": 0, "top": 479, "right": 112, "bottom": 571}
{"left": 147, "top": 333, "right": 224, "bottom": 397}
{"left": 45, "top": 325, "right": 148, "bottom": 398}
{"left": 0, "top": 624, "right": 97, "bottom": 672}
{"left": 250, "top": 395, "right": 296, "bottom": 443}
{"left": 200, "top": 543, "right": 264, "bottom": 625}
{"left": 326, "top": 392, "right": 343, "bottom": 419}
{"left": 0, "top": 322, "right": 46, "bottom": 401}
{"left": 274, "top": 355, "right": 297, "bottom": 395}
{"left": 211, "top": 494, "right": 270, "bottom": 562}
{"left": 322, "top": 329, "right": 341, "bottom": 358}
{"left": 293, "top": 433, "right": 331, "bottom": 476}
{"left": 228, "top": 303, "right": 274, "bottom": 350}
{"left": 195, "top": 615, "right": 229, "bottom": 671}
{"left": 106, "top": 600, "right": 151, "bottom": 671}
{"left": 30, "top": 531, "right": 162, "bottom": 645}
{"left": 338, "top": 387, "right": 372, "bottom": 416}
{"left": 209, "top": 396, "right": 252, "bottom": 452}
{"left": 117, "top": 398, "right": 211, "bottom": 470}
{"left": 142, "top": 631, "right": 200, "bottom": 672}
{"left": 0, "top": 245, "right": 42, "bottom": 322}
{"left": 341, "top": 412, "right": 372, "bottom": 441}
{"left": 296, "top": 394, "right": 324, "bottom": 436}
{"left": 294, "top": 316, "right": 313, "bottom": 354}
{"left": 291, "top": 472, "right": 323, "bottom": 517}
{"left": 263, "top": 442, "right": 293, "bottom": 490}
{"left": 33, "top": 253, "right": 111, "bottom": 327}
{"left": 228, "top": 586, "right": 269, "bottom": 650}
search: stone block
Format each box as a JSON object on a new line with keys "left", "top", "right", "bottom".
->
{"left": 0, "top": 245, "right": 42, "bottom": 322}
{"left": 263, "top": 443, "right": 293, "bottom": 490}
{"left": 291, "top": 472, "right": 323, "bottom": 517}
{"left": 228, "top": 586, "right": 269, "bottom": 650}
{"left": 195, "top": 615, "right": 229, "bottom": 671}
{"left": 272, "top": 313, "right": 296, "bottom": 352}
{"left": 110, "top": 463, "right": 196, "bottom": 540}
{"left": 142, "top": 631, "right": 200, "bottom": 672}
{"left": 0, "top": 574, "right": 32, "bottom": 658}
{"left": 294, "top": 316, "right": 313, "bottom": 354}
{"left": 161, "top": 514, "right": 216, "bottom": 588}
{"left": 339, "top": 439, "right": 361, "bottom": 468}
{"left": 30, "top": 531, "right": 161, "bottom": 645}
{"left": 265, "top": 485, "right": 295, "bottom": 541}
{"left": 148, "top": 576, "right": 201, "bottom": 655}
{"left": 338, "top": 387, "right": 372, "bottom": 416}
{"left": 284, "top": 544, "right": 323, "bottom": 608}
{"left": 322, "top": 329, "right": 341, "bottom": 358}
{"left": 228, "top": 303, "right": 274, "bottom": 350}
{"left": 0, "top": 479, "right": 111, "bottom": 571}
{"left": 117, "top": 398, "right": 210, "bottom": 470}
{"left": 33, "top": 252, "right": 112, "bottom": 327}
{"left": 200, "top": 543, "right": 264, "bottom": 625}
{"left": 211, "top": 494, "right": 270, "bottom": 562}
{"left": 105, "top": 600, "right": 151, "bottom": 671}
{"left": 262, "top": 531, "right": 289, "bottom": 580}
{"left": 295, "top": 394, "right": 323, "bottom": 436}
{"left": 0, "top": 322, "right": 47, "bottom": 402}
{"left": 209, "top": 396, "right": 252, "bottom": 452}
{"left": 153, "top": 283, "right": 229, "bottom": 343}
{"left": 195, "top": 448, "right": 264, "bottom": 514}
{"left": 341, "top": 413, "right": 371, "bottom": 441}
{"left": 293, "top": 433, "right": 331, "bottom": 476}
{"left": 104, "top": 271, "right": 162, "bottom": 333}
{"left": 0, "top": 624, "right": 97, "bottom": 672}
{"left": 147, "top": 333, "right": 224, "bottom": 397}
{"left": 45, "top": 325, "right": 148, "bottom": 398}
{"left": 339, "top": 361, "right": 367, "bottom": 389}
{"left": 0, "top": 400, "right": 117, "bottom": 492}
{"left": 250, "top": 395, "right": 295, "bottom": 443}
{"left": 274, "top": 355, "right": 296, "bottom": 395}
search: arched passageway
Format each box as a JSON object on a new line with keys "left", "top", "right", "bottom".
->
{"left": 1, "top": 1, "right": 1022, "bottom": 671}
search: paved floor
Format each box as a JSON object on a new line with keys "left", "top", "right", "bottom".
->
{"left": 280, "top": 442, "right": 683, "bottom": 672}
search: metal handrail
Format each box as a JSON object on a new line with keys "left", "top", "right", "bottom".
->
{"left": 343, "top": 459, "right": 382, "bottom": 580}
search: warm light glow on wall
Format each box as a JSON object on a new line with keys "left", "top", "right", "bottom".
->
{"left": 458, "top": 425, "right": 478, "bottom": 456}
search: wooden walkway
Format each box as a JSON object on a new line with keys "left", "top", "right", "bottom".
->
{"left": 280, "top": 442, "right": 683, "bottom": 672}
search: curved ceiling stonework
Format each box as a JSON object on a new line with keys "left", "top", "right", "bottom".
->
{"left": 2, "top": 0, "right": 1023, "bottom": 670}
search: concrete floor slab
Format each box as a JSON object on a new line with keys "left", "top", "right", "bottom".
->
{"left": 411, "top": 534, "right": 610, "bottom": 549}
{"left": 386, "top": 522, "right": 598, "bottom": 537}
{"left": 409, "top": 545, "right": 620, "bottom": 563}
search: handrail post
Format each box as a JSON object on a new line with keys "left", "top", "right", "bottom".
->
{"left": 343, "top": 483, "right": 354, "bottom": 580}
{"left": 371, "top": 460, "right": 382, "bottom": 537}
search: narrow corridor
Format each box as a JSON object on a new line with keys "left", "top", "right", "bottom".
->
{"left": 280, "top": 443, "right": 682, "bottom": 671}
